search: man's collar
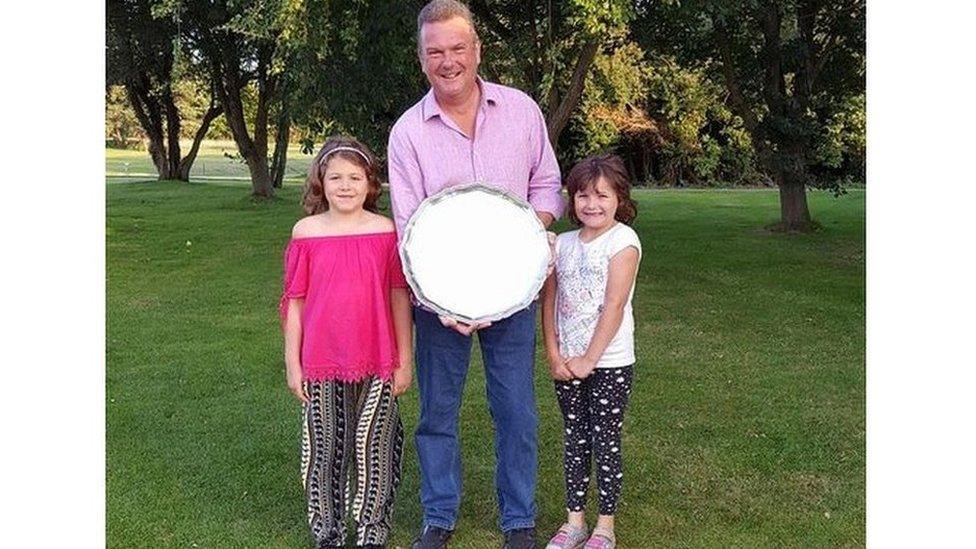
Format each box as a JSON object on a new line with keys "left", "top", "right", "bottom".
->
{"left": 422, "top": 77, "right": 499, "bottom": 121}
{"left": 480, "top": 78, "right": 500, "bottom": 105}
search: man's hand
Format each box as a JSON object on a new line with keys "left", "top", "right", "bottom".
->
{"left": 565, "top": 356, "right": 597, "bottom": 379}
{"left": 547, "top": 352, "right": 574, "bottom": 381}
{"left": 439, "top": 315, "right": 491, "bottom": 336}
{"left": 536, "top": 211, "right": 555, "bottom": 228}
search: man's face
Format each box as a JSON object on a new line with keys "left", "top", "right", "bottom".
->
{"left": 419, "top": 16, "right": 481, "bottom": 103}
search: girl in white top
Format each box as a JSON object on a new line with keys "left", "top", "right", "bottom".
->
{"left": 542, "top": 154, "right": 641, "bottom": 549}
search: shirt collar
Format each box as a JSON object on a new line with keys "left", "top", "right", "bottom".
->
{"left": 422, "top": 77, "right": 499, "bottom": 121}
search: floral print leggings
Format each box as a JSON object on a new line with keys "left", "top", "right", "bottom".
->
{"left": 554, "top": 365, "right": 633, "bottom": 515}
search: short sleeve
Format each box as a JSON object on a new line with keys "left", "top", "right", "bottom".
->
{"left": 608, "top": 225, "right": 642, "bottom": 261}
{"left": 554, "top": 232, "right": 570, "bottom": 261}
{"left": 388, "top": 238, "right": 409, "bottom": 289}
{"left": 279, "top": 240, "right": 309, "bottom": 320}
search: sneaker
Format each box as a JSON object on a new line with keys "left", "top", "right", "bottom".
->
{"left": 504, "top": 527, "right": 536, "bottom": 549}
{"left": 583, "top": 527, "right": 615, "bottom": 549}
{"left": 545, "top": 523, "right": 588, "bottom": 549}
{"left": 412, "top": 525, "right": 453, "bottom": 549}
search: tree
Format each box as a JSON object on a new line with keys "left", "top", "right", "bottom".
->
{"left": 106, "top": 0, "right": 222, "bottom": 181}
{"left": 287, "top": 0, "right": 427, "bottom": 160}
{"left": 569, "top": 41, "right": 662, "bottom": 180}
{"left": 567, "top": 41, "right": 757, "bottom": 187}
{"left": 634, "top": 0, "right": 866, "bottom": 231}
{"left": 467, "top": 0, "right": 633, "bottom": 149}
{"left": 105, "top": 85, "right": 146, "bottom": 148}
{"left": 287, "top": 0, "right": 632, "bottom": 162}
{"left": 288, "top": 0, "right": 626, "bottom": 161}
{"left": 162, "top": 0, "right": 301, "bottom": 197}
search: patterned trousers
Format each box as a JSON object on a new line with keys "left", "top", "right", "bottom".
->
{"left": 553, "top": 365, "right": 634, "bottom": 515}
{"left": 301, "top": 377, "right": 404, "bottom": 547}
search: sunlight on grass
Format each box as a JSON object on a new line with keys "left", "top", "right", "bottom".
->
{"left": 106, "top": 141, "right": 314, "bottom": 181}
{"left": 107, "top": 181, "right": 864, "bottom": 548}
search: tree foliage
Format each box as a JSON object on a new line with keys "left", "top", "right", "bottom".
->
{"left": 633, "top": 0, "right": 866, "bottom": 230}
{"left": 290, "top": 0, "right": 635, "bottom": 160}
{"left": 105, "top": 85, "right": 146, "bottom": 148}
{"left": 106, "top": 0, "right": 222, "bottom": 181}
{"left": 106, "top": 0, "right": 866, "bottom": 228}
{"left": 469, "top": 0, "right": 633, "bottom": 147}
{"left": 289, "top": 0, "right": 428, "bottom": 158}
{"left": 568, "top": 42, "right": 757, "bottom": 186}
{"left": 153, "top": 0, "right": 299, "bottom": 196}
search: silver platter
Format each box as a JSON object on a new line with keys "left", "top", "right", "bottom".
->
{"left": 399, "top": 183, "right": 550, "bottom": 325}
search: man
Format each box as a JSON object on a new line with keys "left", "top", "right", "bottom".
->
{"left": 387, "top": 1, "right": 564, "bottom": 548}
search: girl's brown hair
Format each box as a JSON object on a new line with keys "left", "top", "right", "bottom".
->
{"left": 302, "top": 136, "right": 382, "bottom": 215}
{"left": 564, "top": 153, "right": 638, "bottom": 226}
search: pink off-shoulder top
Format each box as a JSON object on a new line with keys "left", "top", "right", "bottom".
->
{"left": 279, "top": 231, "right": 409, "bottom": 382}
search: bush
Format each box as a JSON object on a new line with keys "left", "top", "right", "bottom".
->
{"left": 566, "top": 45, "right": 759, "bottom": 187}
{"left": 105, "top": 85, "right": 145, "bottom": 146}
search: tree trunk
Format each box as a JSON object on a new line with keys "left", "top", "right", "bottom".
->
{"left": 775, "top": 174, "right": 814, "bottom": 232}
{"left": 270, "top": 73, "right": 290, "bottom": 189}
{"left": 714, "top": 13, "right": 819, "bottom": 231}
{"left": 245, "top": 122, "right": 274, "bottom": 197}
{"left": 179, "top": 104, "right": 223, "bottom": 181}
{"left": 125, "top": 76, "right": 198, "bottom": 181}
{"left": 162, "top": 86, "right": 183, "bottom": 180}
{"left": 546, "top": 39, "right": 600, "bottom": 147}
{"left": 643, "top": 143, "right": 654, "bottom": 185}
{"left": 246, "top": 156, "right": 275, "bottom": 197}
{"left": 213, "top": 40, "right": 276, "bottom": 198}
{"left": 270, "top": 112, "right": 290, "bottom": 188}
{"left": 125, "top": 84, "right": 172, "bottom": 180}
{"left": 146, "top": 133, "right": 170, "bottom": 180}
{"left": 219, "top": 80, "right": 275, "bottom": 197}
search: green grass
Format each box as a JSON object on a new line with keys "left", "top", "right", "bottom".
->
{"left": 106, "top": 141, "right": 315, "bottom": 183}
{"left": 107, "top": 180, "right": 864, "bottom": 548}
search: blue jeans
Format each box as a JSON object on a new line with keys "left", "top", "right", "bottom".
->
{"left": 413, "top": 304, "right": 539, "bottom": 532}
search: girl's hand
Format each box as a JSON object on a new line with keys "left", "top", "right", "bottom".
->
{"left": 286, "top": 362, "right": 309, "bottom": 404}
{"left": 566, "top": 356, "right": 597, "bottom": 379}
{"left": 392, "top": 361, "right": 413, "bottom": 397}
{"left": 548, "top": 352, "right": 574, "bottom": 381}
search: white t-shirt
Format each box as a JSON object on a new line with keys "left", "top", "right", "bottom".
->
{"left": 554, "top": 223, "right": 642, "bottom": 368}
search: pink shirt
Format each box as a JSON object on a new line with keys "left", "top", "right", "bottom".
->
{"left": 387, "top": 79, "right": 565, "bottom": 235}
{"left": 279, "top": 232, "right": 408, "bottom": 382}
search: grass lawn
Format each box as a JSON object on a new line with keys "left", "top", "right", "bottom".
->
{"left": 106, "top": 141, "right": 315, "bottom": 183}
{"left": 106, "top": 179, "right": 864, "bottom": 548}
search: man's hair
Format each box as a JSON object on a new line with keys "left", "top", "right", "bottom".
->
{"left": 417, "top": 0, "right": 479, "bottom": 53}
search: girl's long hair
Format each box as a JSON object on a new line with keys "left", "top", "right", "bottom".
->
{"left": 302, "top": 136, "right": 382, "bottom": 215}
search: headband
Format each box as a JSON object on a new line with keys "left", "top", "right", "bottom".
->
{"left": 320, "top": 146, "right": 371, "bottom": 166}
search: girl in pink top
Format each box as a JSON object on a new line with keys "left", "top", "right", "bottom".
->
{"left": 280, "top": 136, "right": 413, "bottom": 549}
